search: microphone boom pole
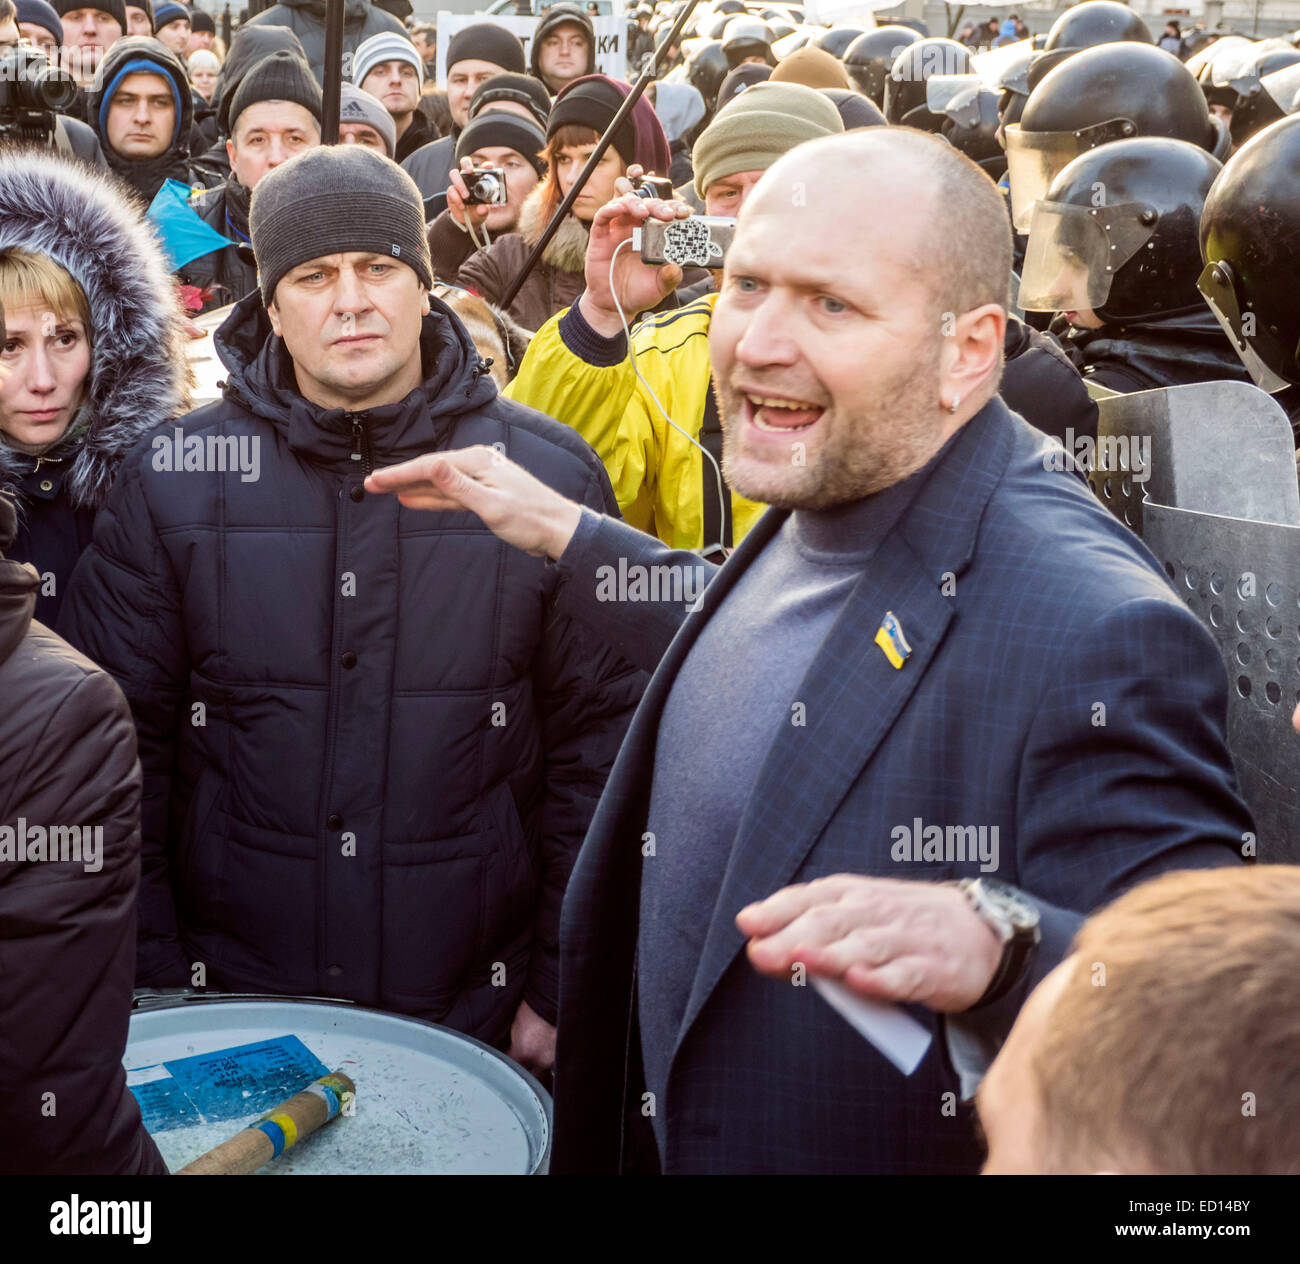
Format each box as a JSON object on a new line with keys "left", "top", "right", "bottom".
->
{"left": 321, "top": 0, "right": 345, "bottom": 144}
{"left": 498, "top": 0, "right": 703, "bottom": 311}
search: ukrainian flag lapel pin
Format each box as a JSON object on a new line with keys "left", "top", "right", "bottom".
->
{"left": 875, "top": 611, "right": 912, "bottom": 670}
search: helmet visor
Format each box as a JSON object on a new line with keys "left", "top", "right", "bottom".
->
{"left": 1197, "top": 259, "right": 1294, "bottom": 394}
{"left": 971, "top": 38, "right": 1034, "bottom": 95}
{"left": 1263, "top": 62, "right": 1300, "bottom": 114}
{"left": 926, "top": 73, "right": 979, "bottom": 117}
{"left": 1018, "top": 201, "right": 1157, "bottom": 313}
{"left": 1004, "top": 119, "right": 1135, "bottom": 231}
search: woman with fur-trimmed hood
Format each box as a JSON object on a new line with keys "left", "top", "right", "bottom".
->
{"left": 0, "top": 151, "right": 192, "bottom": 624}
{"left": 456, "top": 74, "right": 672, "bottom": 333}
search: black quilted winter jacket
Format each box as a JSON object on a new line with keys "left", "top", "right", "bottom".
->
{"left": 59, "top": 291, "right": 644, "bottom": 1047}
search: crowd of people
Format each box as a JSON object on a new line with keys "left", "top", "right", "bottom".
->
{"left": 2, "top": 0, "right": 1300, "bottom": 1181}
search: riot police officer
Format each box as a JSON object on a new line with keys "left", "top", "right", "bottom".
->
{"left": 1199, "top": 112, "right": 1300, "bottom": 428}
{"left": 1018, "top": 136, "right": 1250, "bottom": 392}
{"left": 1004, "top": 42, "right": 1230, "bottom": 232}
{"left": 844, "top": 26, "right": 922, "bottom": 107}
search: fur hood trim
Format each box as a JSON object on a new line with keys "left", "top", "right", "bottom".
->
{"left": 0, "top": 151, "right": 193, "bottom": 510}
{"left": 518, "top": 183, "right": 590, "bottom": 274}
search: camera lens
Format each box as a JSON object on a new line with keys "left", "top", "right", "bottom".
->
{"left": 30, "top": 65, "right": 79, "bottom": 113}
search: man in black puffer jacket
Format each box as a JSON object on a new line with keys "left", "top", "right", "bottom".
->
{"left": 61, "top": 146, "right": 644, "bottom": 1077}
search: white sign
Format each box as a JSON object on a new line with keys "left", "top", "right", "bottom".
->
{"left": 435, "top": 13, "right": 627, "bottom": 87}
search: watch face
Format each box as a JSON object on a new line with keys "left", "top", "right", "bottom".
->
{"left": 979, "top": 880, "right": 1040, "bottom": 931}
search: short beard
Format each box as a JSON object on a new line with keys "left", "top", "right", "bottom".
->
{"left": 717, "top": 339, "right": 948, "bottom": 511}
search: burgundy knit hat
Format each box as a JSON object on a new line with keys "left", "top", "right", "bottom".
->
{"left": 548, "top": 73, "right": 672, "bottom": 178}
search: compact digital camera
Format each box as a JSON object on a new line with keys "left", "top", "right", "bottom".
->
{"left": 636, "top": 215, "right": 737, "bottom": 269}
{"left": 462, "top": 166, "right": 508, "bottom": 207}
{"left": 631, "top": 173, "right": 674, "bottom": 200}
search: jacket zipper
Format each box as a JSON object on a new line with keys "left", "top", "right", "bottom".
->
{"left": 347, "top": 411, "right": 373, "bottom": 477}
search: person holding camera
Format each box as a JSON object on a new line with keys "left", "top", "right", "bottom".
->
{"left": 0, "top": 0, "right": 105, "bottom": 163}
{"left": 505, "top": 81, "right": 843, "bottom": 552}
{"left": 456, "top": 73, "right": 670, "bottom": 333}
{"left": 425, "top": 108, "right": 545, "bottom": 288}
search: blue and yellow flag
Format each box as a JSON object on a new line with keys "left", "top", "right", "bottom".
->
{"left": 146, "top": 179, "right": 236, "bottom": 271}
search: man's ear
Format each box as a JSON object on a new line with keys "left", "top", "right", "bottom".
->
{"left": 225, "top": 136, "right": 236, "bottom": 167}
{"left": 266, "top": 294, "right": 281, "bottom": 337}
{"left": 942, "top": 302, "right": 1006, "bottom": 401}
{"left": 421, "top": 288, "right": 431, "bottom": 316}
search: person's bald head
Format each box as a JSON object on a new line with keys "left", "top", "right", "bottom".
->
{"left": 711, "top": 129, "right": 1009, "bottom": 511}
{"left": 743, "top": 128, "right": 1011, "bottom": 332}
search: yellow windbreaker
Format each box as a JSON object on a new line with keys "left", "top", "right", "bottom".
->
{"left": 505, "top": 293, "right": 766, "bottom": 553}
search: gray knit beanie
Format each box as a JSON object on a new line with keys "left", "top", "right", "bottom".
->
{"left": 250, "top": 145, "right": 434, "bottom": 306}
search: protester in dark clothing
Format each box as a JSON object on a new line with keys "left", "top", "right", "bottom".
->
{"left": 0, "top": 151, "right": 191, "bottom": 625}
{"left": 350, "top": 30, "right": 432, "bottom": 162}
{"left": 369, "top": 128, "right": 1252, "bottom": 1175}
{"left": 61, "top": 146, "right": 643, "bottom": 1073}
{"left": 241, "top": 0, "right": 406, "bottom": 85}
{"left": 400, "top": 25, "right": 528, "bottom": 206}
{"left": 338, "top": 81, "right": 397, "bottom": 155}
{"left": 178, "top": 49, "right": 322, "bottom": 313}
{"left": 0, "top": 492, "right": 168, "bottom": 1176}
{"left": 190, "top": 23, "right": 309, "bottom": 184}
{"left": 530, "top": 3, "right": 596, "bottom": 95}
{"left": 88, "top": 35, "right": 214, "bottom": 202}
{"left": 458, "top": 74, "right": 670, "bottom": 331}
{"left": 426, "top": 109, "right": 546, "bottom": 284}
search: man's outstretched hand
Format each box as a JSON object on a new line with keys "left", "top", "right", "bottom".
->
{"left": 364, "top": 445, "right": 583, "bottom": 560}
{"left": 736, "top": 875, "right": 1004, "bottom": 1014}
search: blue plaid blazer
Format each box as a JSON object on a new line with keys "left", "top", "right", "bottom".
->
{"left": 548, "top": 398, "right": 1250, "bottom": 1174}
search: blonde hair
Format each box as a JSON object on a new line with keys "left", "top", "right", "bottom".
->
{"left": 0, "top": 249, "right": 92, "bottom": 341}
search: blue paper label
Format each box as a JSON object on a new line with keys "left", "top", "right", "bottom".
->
{"left": 127, "top": 1035, "right": 329, "bottom": 1133}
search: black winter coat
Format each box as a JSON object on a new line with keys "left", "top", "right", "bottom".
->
{"left": 60, "top": 293, "right": 644, "bottom": 1046}
{"left": 1002, "top": 315, "right": 1099, "bottom": 449}
{"left": 1056, "top": 307, "right": 1256, "bottom": 395}
{"left": 0, "top": 495, "right": 166, "bottom": 1175}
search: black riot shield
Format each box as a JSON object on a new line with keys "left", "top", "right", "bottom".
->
{"left": 1087, "top": 381, "right": 1300, "bottom": 535}
{"left": 1142, "top": 503, "right": 1300, "bottom": 861}
{"left": 1082, "top": 380, "right": 1300, "bottom": 860}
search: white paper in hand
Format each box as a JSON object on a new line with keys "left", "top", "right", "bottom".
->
{"left": 811, "top": 976, "right": 933, "bottom": 1075}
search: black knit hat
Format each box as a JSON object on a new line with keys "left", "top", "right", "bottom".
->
{"left": 152, "top": 1, "right": 186, "bottom": 30}
{"left": 228, "top": 49, "right": 323, "bottom": 134}
{"left": 189, "top": 7, "right": 214, "bottom": 33}
{"left": 548, "top": 76, "right": 636, "bottom": 165}
{"left": 469, "top": 72, "right": 550, "bottom": 129}
{"left": 53, "top": 0, "right": 127, "bottom": 34}
{"left": 456, "top": 110, "right": 547, "bottom": 175}
{"left": 250, "top": 145, "right": 433, "bottom": 305}
{"left": 445, "top": 22, "right": 526, "bottom": 75}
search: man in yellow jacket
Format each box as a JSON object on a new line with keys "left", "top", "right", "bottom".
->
{"left": 506, "top": 83, "right": 845, "bottom": 557}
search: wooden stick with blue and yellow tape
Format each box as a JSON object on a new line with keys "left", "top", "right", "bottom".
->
{"left": 177, "top": 1071, "right": 355, "bottom": 1175}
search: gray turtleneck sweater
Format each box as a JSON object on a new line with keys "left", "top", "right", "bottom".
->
{"left": 637, "top": 465, "right": 939, "bottom": 1154}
